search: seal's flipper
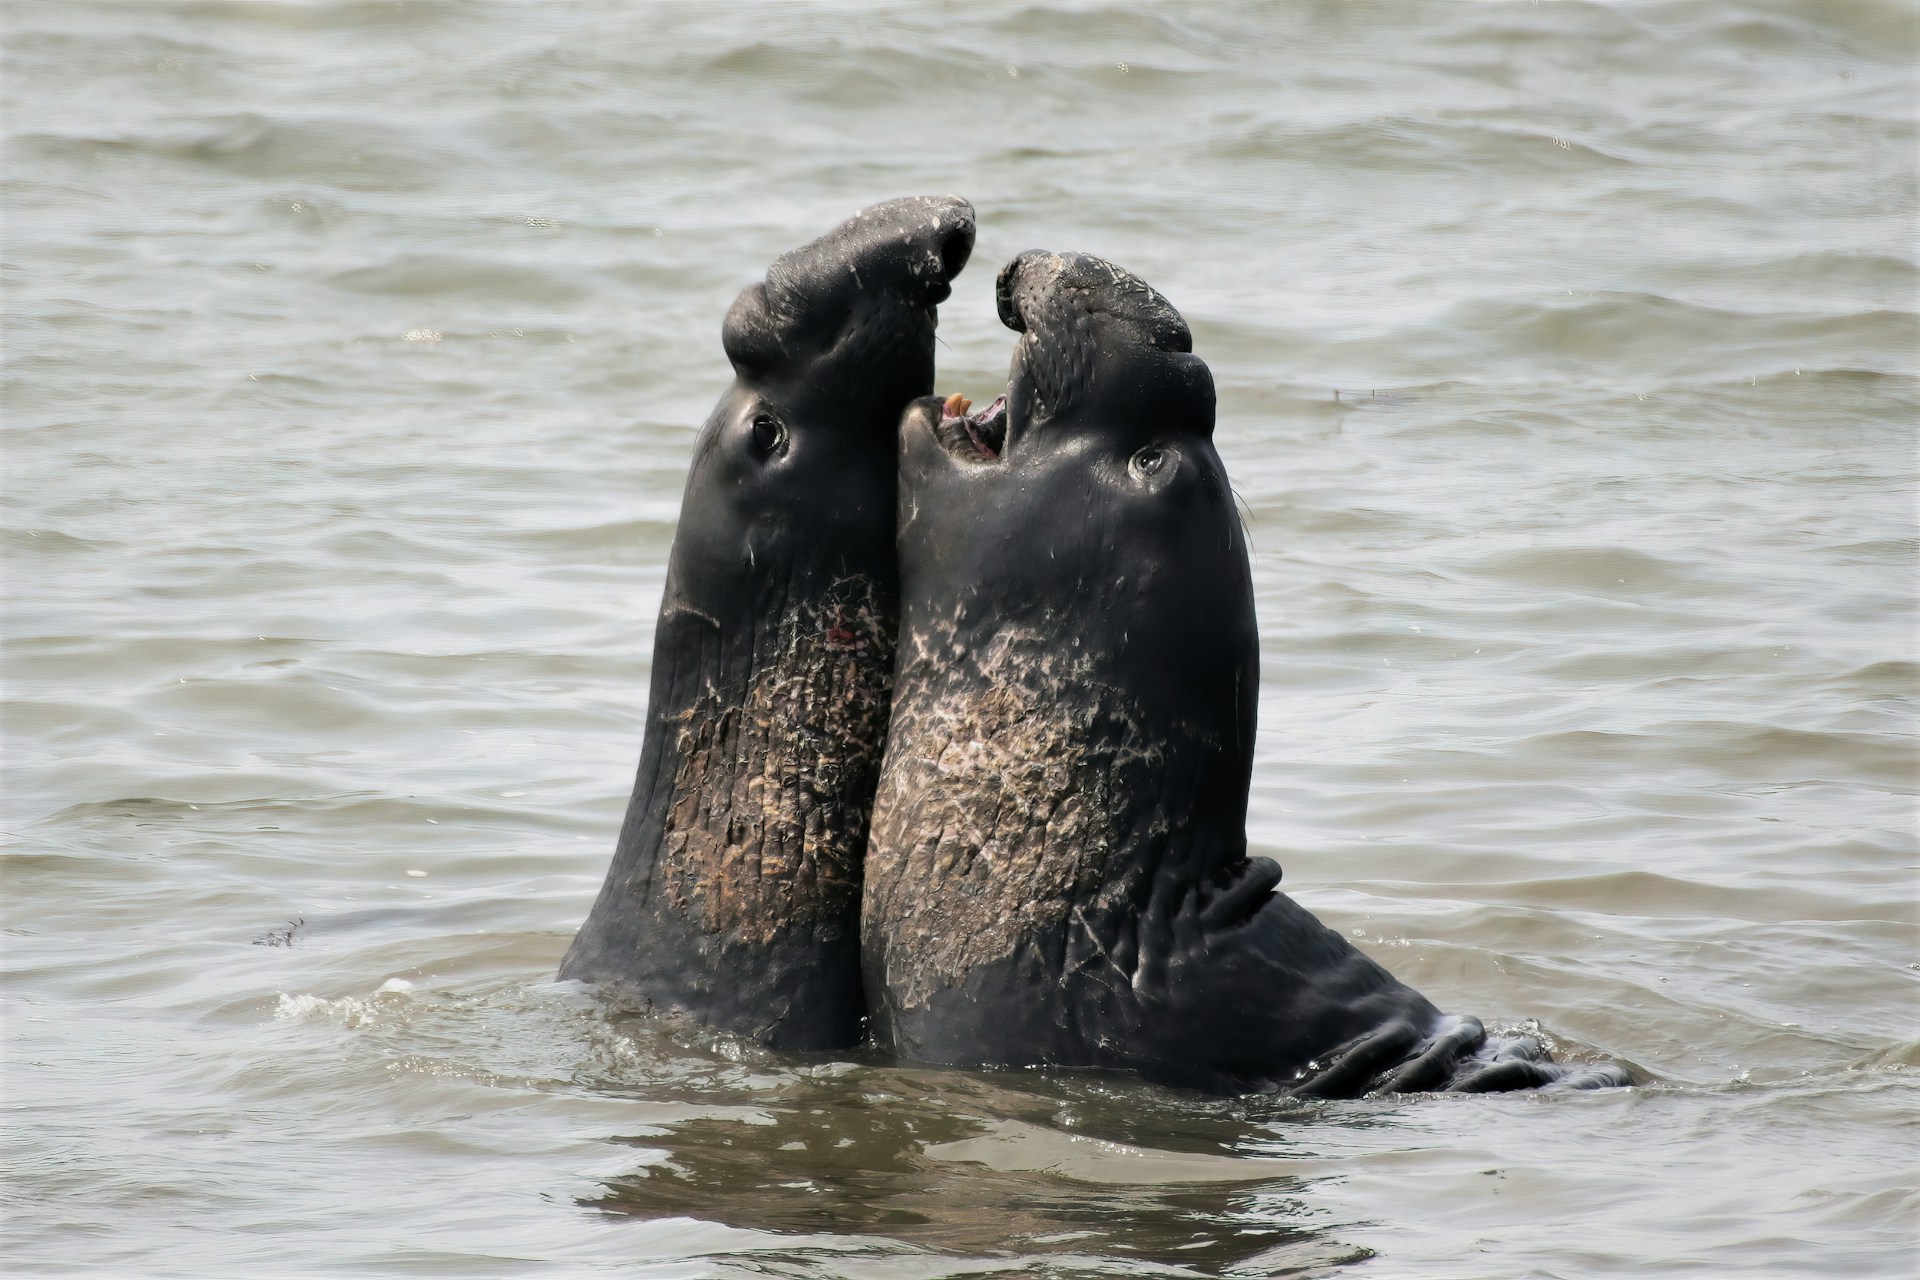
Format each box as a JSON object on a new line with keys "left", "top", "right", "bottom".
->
{"left": 1370, "top": 1016, "right": 1490, "bottom": 1096}
{"left": 1290, "top": 1021, "right": 1424, "bottom": 1099}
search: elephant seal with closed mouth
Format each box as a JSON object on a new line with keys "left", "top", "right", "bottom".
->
{"left": 561, "top": 196, "right": 976, "bottom": 1050}
{"left": 860, "top": 249, "right": 1629, "bottom": 1095}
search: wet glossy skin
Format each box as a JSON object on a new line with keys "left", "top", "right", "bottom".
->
{"left": 862, "top": 250, "right": 1630, "bottom": 1095}
{"left": 560, "top": 196, "right": 975, "bottom": 1050}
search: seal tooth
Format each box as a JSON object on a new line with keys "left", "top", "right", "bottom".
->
{"left": 943, "top": 392, "right": 972, "bottom": 419}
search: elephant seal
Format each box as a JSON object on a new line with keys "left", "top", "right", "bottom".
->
{"left": 860, "top": 249, "right": 1628, "bottom": 1095}
{"left": 561, "top": 196, "right": 976, "bottom": 1050}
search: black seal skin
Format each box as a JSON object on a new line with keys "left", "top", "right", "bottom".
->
{"left": 561, "top": 197, "right": 976, "bottom": 1050}
{"left": 862, "top": 249, "right": 1630, "bottom": 1096}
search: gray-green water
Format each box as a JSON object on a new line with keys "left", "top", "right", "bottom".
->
{"left": 5, "top": 1, "right": 1916, "bottom": 1276}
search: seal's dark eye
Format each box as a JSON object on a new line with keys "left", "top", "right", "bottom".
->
{"left": 750, "top": 413, "right": 787, "bottom": 456}
{"left": 1129, "top": 445, "right": 1171, "bottom": 481}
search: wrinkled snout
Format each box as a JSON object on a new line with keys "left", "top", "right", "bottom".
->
{"left": 995, "top": 249, "right": 1191, "bottom": 352}
{"left": 779, "top": 194, "right": 975, "bottom": 311}
{"left": 845, "top": 194, "right": 977, "bottom": 306}
{"left": 724, "top": 195, "right": 974, "bottom": 384}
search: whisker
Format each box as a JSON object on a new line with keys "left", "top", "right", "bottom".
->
{"left": 1232, "top": 486, "right": 1256, "bottom": 556}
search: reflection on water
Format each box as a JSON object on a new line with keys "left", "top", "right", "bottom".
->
{"left": 5, "top": 0, "right": 1915, "bottom": 1275}
{"left": 585, "top": 1058, "right": 1359, "bottom": 1274}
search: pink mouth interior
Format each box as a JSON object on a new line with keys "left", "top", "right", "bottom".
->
{"left": 940, "top": 392, "right": 1008, "bottom": 460}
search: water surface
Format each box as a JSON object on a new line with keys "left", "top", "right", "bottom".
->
{"left": 5, "top": 1, "right": 1916, "bottom": 1275}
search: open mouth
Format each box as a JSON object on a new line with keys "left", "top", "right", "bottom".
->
{"left": 933, "top": 389, "right": 1009, "bottom": 462}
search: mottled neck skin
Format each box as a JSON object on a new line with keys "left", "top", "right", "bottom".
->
{"left": 863, "top": 617, "right": 1352, "bottom": 1091}
{"left": 563, "top": 551, "right": 894, "bottom": 1048}
{"left": 644, "top": 576, "right": 893, "bottom": 948}
{"left": 865, "top": 629, "right": 1150, "bottom": 1015}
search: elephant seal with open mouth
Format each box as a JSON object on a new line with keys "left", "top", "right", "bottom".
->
{"left": 861, "top": 249, "right": 1628, "bottom": 1095}
{"left": 561, "top": 196, "right": 976, "bottom": 1050}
